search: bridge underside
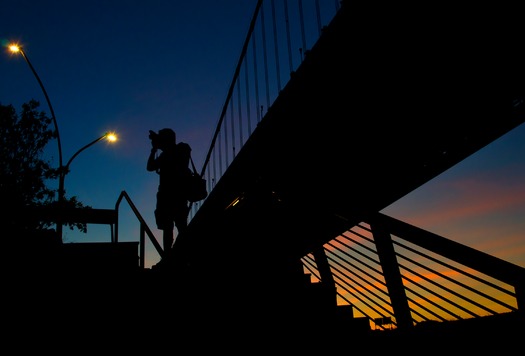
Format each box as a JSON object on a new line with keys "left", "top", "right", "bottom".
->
{"left": 187, "top": 3, "right": 523, "bottom": 253}
{"left": 175, "top": 1, "right": 524, "bottom": 322}
{"left": 6, "top": 2, "right": 524, "bottom": 346}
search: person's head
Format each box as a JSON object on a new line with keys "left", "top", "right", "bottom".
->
{"left": 158, "top": 128, "right": 176, "bottom": 149}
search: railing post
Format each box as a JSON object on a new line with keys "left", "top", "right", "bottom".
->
{"left": 371, "top": 220, "right": 413, "bottom": 330}
{"left": 139, "top": 223, "right": 145, "bottom": 269}
{"left": 114, "top": 209, "right": 118, "bottom": 243}
{"left": 515, "top": 275, "right": 525, "bottom": 315}
{"left": 312, "top": 246, "right": 335, "bottom": 289}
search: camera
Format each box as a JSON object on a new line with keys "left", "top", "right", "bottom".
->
{"left": 149, "top": 130, "right": 158, "bottom": 140}
{"left": 149, "top": 130, "right": 159, "bottom": 148}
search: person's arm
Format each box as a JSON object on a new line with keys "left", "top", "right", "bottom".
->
{"left": 147, "top": 148, "right": 158, "bottom": 172}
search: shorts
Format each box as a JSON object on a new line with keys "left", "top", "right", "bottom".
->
{"left": 154, "top": 192, "right": 189, "bottom": 231}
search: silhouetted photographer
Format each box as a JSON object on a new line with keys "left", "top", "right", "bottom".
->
{"left": 147, "top": 128, "right": 192, "bottom": 262}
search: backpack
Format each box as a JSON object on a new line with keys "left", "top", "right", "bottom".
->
{"left": 178, "top": 142, "right": 208, "bottom": 202}
{"left": 176, "top": 142, "right": 191, "bottom": 170}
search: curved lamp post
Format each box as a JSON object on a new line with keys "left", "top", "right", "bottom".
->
{"left": 56, "top": 132, "right": 117, "bottom": 239}
{"left": 60, "top": 132, "right": 118, "bottom": 200}
{"left": 8, "top": 43, "right": 67, "bottom": 239}
{"left": 8, "top": 44, "right": 63, "bottom": 181}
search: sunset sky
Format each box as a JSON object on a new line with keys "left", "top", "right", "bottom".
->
{"left": 2, "top": 0, "right": 523, "bottom": 270}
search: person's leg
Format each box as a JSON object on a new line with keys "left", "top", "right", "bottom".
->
{"left": 172, "top": 200, "right": 190, "bottom": 267}
{"left": 155, "top": 192, "right": 175, "bottom": 257}
{"left": 163, "top": 228, "right": 174, "bottom": 252}
{"left": 173, "top": 200, "right": 189, "bottom": 235}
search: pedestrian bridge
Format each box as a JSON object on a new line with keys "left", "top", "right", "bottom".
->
{"left": 16, "top": 0, "right": 525, "bottom": 348}
{"left": 158, "top": 0, "right": 525, "bottom": 335}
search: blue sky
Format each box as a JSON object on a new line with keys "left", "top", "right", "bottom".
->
{"left": 2, "top": 0, "right": 523, "bottom": 269}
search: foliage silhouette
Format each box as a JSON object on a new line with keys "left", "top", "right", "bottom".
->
{"left": 0, "top": 100, "right": 90, "bottom": 236}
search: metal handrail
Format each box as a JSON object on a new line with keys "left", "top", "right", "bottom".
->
{"left": 114, "top": 190, "right": 163, "bottom": 268}
{"left": 194, "top": 0, "right": 341, "bottom": 219}
{"left": 303, "top": 212, "right": 525, "bottom": 330}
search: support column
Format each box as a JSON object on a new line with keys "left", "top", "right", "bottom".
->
{"left": 371, "top": 222, "right": 413, "bottom": 330}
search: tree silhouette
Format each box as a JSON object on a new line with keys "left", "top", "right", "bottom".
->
{"left": 0, "top": 100, "right": 89, "bottom": 237}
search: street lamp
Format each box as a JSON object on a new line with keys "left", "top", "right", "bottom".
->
{"left": 8, "top": 44, "right": 63, "bottom": 181}
{"left": 60, "top": 132, "right": 118, "bottom": 200}
{"left": 56, "top": 132, "right": 117, "bottom": 239}
{"left": 8, "top": 43, "right": 66, "bottom": 237}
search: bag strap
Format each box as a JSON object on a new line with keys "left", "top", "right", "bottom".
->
{"left": 189, "top": 155, "right": 199, "bottom": 176}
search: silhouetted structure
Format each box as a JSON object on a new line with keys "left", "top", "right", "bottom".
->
{"left": 7, "top": 0, "right": 525, "bottom": 350}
